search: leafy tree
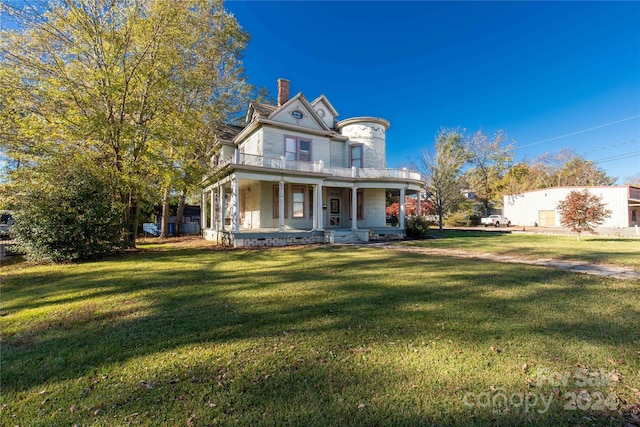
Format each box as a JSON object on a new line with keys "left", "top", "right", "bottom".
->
{"left": 0, "top": 0, "right": 251, "bottom": 247}
{"left": 385, "top": 197, "right": 436, "bottom": 217}
{"left": 417, "top": 128, "right": 467, "bottom": 231}
{"left": 498, "top": 161, "right": 534, "bottom": 202}
{"left": 507, "top": 149, "right": 615, "bottom": 193}
{"left": 464, "top": 130, "right": 514, "bottom": 216}
{"left": 11, "top": 157, "right": 122, "bottom": 261}
{"left": 557, "top": 189, "right": 612, "bottom": 241}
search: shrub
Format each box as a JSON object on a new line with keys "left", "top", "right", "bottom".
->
{"left": 12, "top": 162, "right": 123, "bottom": 262}
{"left": 406, "top": 215, "right": 431, "bottom": 239}
{"left": 444, "top": 212, "right": 480, "bottom": 227}
{"left": 467, "top": 214, "right": 481, "bottom": 226}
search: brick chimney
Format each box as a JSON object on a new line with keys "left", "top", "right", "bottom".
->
{"left": 277, "top": 78, "right": 290, "bottom": 106}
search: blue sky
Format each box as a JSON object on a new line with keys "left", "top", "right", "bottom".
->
{"left": 225, "top": 1, "right": 640, "bottom": 183}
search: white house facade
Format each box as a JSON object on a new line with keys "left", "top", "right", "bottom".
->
{"left": 201, "top": 79, "right": 425, "bottom": 247}
{"left": 503, "top": 186, "right": 640, "bottom": 228}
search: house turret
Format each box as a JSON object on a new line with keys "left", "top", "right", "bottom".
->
{"left": 336, "top": 117, "right": 389, "bottom": 169}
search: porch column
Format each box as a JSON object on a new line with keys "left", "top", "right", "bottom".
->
{"left": 214, "top": 190, "right": 218, "bottom": 229}
{"left": 219, "top": 185, "right": 225, "bottom": 231}
{"left": 417, "top": 193, "right": 422, "bottom": 218}
{"left": 351, "top": 184, "right": 358, "bottom": 231}
{"left": 278, "top": 181, "right": 285, "bottom": 232}
{"left": 202, "top": 191, "right": 207, "bottom": 231}
{"left": 399, "top": 187, "right": 406, "bottom": 230}
{"left": 231, "top": 177, "right": 239, "bottom": 233}
{"left": 312, "top": 185, "right": 318, "bottom": 230}
{"left": 316, "top": 183, "right": 324, "bottom": 231}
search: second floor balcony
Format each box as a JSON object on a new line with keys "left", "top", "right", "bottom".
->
{"left": 214, "top": 152, "right": 423, "bottom": 182}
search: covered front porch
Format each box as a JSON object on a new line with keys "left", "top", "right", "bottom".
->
{"left": 201, "top": 170, "right": 422, "bottom": 247}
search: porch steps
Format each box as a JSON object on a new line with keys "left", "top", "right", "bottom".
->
{"left": 331, "top": 230, "right": 361, "bottom": 244}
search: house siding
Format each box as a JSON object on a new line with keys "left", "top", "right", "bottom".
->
{"left": 257, "top": 182, "right": 314, "bottom": 230}
{"left": 358, "top": 188, "right": 387, "bottom": 228}
{"left": 330, "top": 140, "right": 345, "bottom": 167}
{"left": 262, "top": 127, "right": 331, "bottom": 163}
{"left": 239, "top": 129, "right": 262, "bottom": 157}
{"left": 240, "top": 186, "right": 262, "bottom": 229}
{"left": 312, "top": 99, "right": 335, "bottom": 129}
{"left": 269, "top": 101, "right": 324, "bottom": 130}
{"left": 339, "top": 122, "right": 386, "bottom": 169}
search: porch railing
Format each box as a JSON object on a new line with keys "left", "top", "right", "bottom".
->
{"left": 214, "top": 151, "right": 423, "bottom": 182}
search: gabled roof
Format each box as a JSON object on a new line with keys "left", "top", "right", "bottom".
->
{"left": 212, "top": 123, "right": 244, "bottom": 142}
{"left": 268, "top": 92, "right": 331, "bottom": 132}
{"left": 311, "top": 95, "right": 339, "bottom": 117}
{"left": 245, "top": 102, "right": 278, "bottom": 123}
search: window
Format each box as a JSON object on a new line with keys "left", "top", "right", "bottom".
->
{"left": 272, "top": 185, "right": 288, "bottom": 219}
{"left": 284, "top": 136, "right": 312, "bottom": 161}
{"left": 292, "top": 186, "right": 306, "bottom": 218}
{"left": 349, "top": 144, "right": 363, "bottom": 168}
{"left": 633, "top": 210, "right": 637, "bottom": 222}
{"left": 349, "top": 190, "right": 364, "bottom": 220}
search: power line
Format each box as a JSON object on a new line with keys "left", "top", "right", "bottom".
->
{"left": 516, "top": 114, "right": 640, "bottom": 150}
{"left": 582, "top": 139, "right": 638, "bottom": 155}
{"left": 594, "top": 153, "right": 640, "bottom": 164}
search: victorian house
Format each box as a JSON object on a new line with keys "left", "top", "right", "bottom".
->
{"left": 202, "top": 79, "right": 425, "bottom": 247}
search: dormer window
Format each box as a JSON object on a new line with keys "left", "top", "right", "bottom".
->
{"left": 284, "top": 136, "right": 312, "bottom": 161}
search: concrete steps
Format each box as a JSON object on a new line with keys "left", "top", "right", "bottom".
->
{"left": 330, "top": 230, "right": 360, "bottom": 244}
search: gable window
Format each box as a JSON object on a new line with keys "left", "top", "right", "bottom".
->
{"left": 284, "top": 136, "right": 312, "bottom": 161}
{"left": 292, "top": 186, "right": 306, "bottom": 218}
{"left": 349, "top": 144, "right": 363, "bottom": 168}
{"left": 349, "top": 189, "right": 364, "bottom": 220}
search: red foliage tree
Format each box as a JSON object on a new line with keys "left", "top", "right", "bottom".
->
{"left": 386, "top": 198, "right": 436, "bottom": 217}
{"left": 556, "top": 189, "right": 612, "bottom": 241}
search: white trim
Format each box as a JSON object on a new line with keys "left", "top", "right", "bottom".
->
{"left": 399, "top": 187, "right": 406, "bottom": 230}
{"left": 278, "top": 181, "right": 285, "bottom": 232}
{"left": 232, "top": 178, "right": 239, "bottom": 233}
{"left": 202, "top": 192, "right": 207, "bottom": 231}
{"left": 351, "top": 185, "right": 358, "bottom": 231}
{"left": 267, "top": 92, "right": 331, "bottom": 131}
{"left": 336, "top": 116, "right": 390, "bottom": 131}
{"left": 311, "top": 94, "right": 339, "bottom": 117}
{"left": 210, "top": 190, "right": 215, "bottom": 229}
{"left": 232, "top": 118, "right": 348, "bottom": 144}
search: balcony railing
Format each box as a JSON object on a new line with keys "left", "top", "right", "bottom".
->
{"left": 214, "top": 152, "right": 423, "bottom": 182}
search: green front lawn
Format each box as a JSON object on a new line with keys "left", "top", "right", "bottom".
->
{"left": 1, "top": 241, "right": 638, "bottom": 426}
{"left": 404, "top": 230, "right": 640, "bottom": 271}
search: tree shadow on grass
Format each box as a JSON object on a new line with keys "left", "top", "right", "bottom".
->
{"left": 1, "top": 246, "right": 637, "bottom": 425}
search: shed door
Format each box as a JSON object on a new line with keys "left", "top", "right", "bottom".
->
{"left": 538, "top": 210, "right": 555, "bottom": 227}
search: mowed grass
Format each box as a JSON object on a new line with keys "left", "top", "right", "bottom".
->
{"left": 403, "top": 230, "right": 640, "bottom": 271}
{"left": 1, "top": 240, "right": 639, "bottom": 426}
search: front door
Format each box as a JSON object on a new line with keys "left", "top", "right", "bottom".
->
{"left": 329, "top": 198, "right": 341, "bottom": 227}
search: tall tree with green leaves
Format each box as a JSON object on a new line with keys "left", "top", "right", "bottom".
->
{"left": 530, "top": 149, "right": 615, "bottom": 188}
{"left": 418, "top": 128, "right": 467, "bottom": 231}
{"left": 0, "top": 0, "right": 251, "bottom": 247}
{"left": 464, "top": 130, "right": 514, "bottom": 216}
